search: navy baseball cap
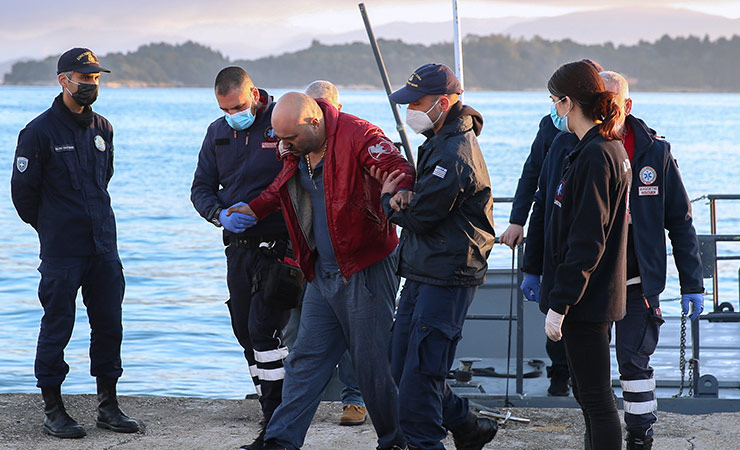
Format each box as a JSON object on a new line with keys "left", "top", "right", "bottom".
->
{"left": 57, "top": 48, "right": 111, "bottom": 74}
{"left": 389, "top": 63, "right": 462, "bottom": 104}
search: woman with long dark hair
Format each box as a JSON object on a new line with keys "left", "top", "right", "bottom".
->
{"left": 538, "top": 60, "right": 632, "bottom": 449}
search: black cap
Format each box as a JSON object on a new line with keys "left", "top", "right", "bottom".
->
{"left": 389, "top": 63, "right": 462, "bottom": 104}
{"left": 57, "top": 48, "right": 110, "bottom": 74}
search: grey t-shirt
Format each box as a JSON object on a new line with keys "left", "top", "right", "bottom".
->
{"left": 297, "top": 157, "right": 340, "bottom": 272}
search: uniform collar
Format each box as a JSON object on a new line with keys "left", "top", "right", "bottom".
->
{"left": 626, "top": 114, "right": 657, "bottom": 158}
{"left": 51, "top": 94, "right": 93, "bottom": 129}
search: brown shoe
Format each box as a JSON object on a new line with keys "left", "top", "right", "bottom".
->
{"left": 339, "top": 404, "right": 367, "bottom": 426}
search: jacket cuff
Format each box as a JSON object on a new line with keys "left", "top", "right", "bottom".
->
{"left": 248, "top": 197, "right": 271, "bottom": 220}
{"left": 680, "top": 286, "right": 705, "bottom": 295}
{"left": 548, "top": 301, "right": 569, "bottom": 316}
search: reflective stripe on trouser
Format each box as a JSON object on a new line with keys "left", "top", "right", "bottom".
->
{"left": 615, "top": 287, "right": 662, "bottom": 437}
{"left": 225, "top": 245, "right": 291, "bottom": 424}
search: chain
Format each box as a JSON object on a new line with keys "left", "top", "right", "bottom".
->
{"left": 674, "top": 313, "right": 695, "bottom": 397}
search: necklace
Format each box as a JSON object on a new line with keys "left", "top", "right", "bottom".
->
{"left": 305, "top": 141, "right": 327, "bottom": 189}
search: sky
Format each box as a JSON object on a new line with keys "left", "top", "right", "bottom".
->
{"left": 1, "top": 0, "right": 740, "bottom": 63}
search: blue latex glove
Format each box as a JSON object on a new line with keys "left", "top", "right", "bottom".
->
{"left": 220, "top": 202, "right": 257, "bottom": 234}
{"left": 681, "top": 293, "right": 704, "bottom": 321}
{"left": 520, "top": 273, "right": 541, "bottom": 303}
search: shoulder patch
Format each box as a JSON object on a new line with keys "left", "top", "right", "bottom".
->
{"left": 432, "top": 165, "right": 447, "bottom": 179}
{"left": 16, "top": 156, "right": 28, "bottom": 173}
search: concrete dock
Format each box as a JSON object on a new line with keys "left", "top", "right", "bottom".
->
{"left": 1, "top": 394, "right": 739, "bottom": 449}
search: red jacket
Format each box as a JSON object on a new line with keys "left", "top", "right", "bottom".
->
{"left": 249, "top": 99, "right": 416, "bottom": 281}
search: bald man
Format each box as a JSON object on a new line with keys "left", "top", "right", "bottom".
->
{"left": 279, "top": 81, "right": 368, "bottom": 428}
{"left": 229, "top": 92, "right": 414, "bottom": 450}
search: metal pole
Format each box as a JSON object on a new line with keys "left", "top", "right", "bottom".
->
{"left": 452, "top": 0, "right": 465, "bottom": 102}
{"left": 358, "top": 3, "right": 415, "bottom": 166}
{"left": 690, "top": 317, "right": 700, "bottom": 396}
{"left": 710, "top": 198, "right": 719, "bottom": 311}
{"left": 516, "top": 244, "right": 524, "bottom": 395}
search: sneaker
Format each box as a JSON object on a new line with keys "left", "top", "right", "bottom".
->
{"left": 339, "top": 404, "right": 367, "bottom": 426}
{"left": 263, "top": 439, "right": 287, "bottom": 450}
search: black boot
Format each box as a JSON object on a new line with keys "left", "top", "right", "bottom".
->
{"left": 450, "top": 410, "right": 498, "bottom": 450}
{"left": 41, "top": 386, "right": 86, "bottom": 438}
{"left": 96, "top": 377, "right": 139, "bottom": 433}
{"left": 239, "top": 426, "right": 266, "bottom": 450}
{"left": 626, "top": 431, "right": 653, "bottom": 450}
{"left": 547, "top": 366, "right": 570, "bottom": 396}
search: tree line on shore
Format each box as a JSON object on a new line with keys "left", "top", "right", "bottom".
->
{"left": 4, "top": 34, "right": 739, "bottom": 92}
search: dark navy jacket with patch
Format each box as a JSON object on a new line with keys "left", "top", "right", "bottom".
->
{"left": 522, "top": 131, "right": 579, "bottom": 276}
{"left": 383, "top": 103, "right": 495, "bottom": 287}
{"left": 509, "top": 115, "right": 560, "bottom": 226}
{"left": 190, "top": 89, "right": 287, "bottom": 238}
{"left": 623, "top": 115, "right": 704, "bottom": 297}
{"left": 11, "top": 95, "right": 117, "bottom": 257}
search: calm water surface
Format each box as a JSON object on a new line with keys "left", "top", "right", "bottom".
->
{"left": 1, "top": 87, "right": 739, "bottom": 397}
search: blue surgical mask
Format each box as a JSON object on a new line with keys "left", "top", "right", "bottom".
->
{"left": 550, "top": 97, "right": 572, "bottom": 133}
{"left": 224, "top": 97, "right": 255, "bottom": 131}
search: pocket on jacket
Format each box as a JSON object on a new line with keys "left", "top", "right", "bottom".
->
{"left": 53, "top": 145, "right": 81, "bottom": 190}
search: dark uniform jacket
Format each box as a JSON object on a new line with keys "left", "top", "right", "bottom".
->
{"left": 522, "top": 131, "right": 579, "bottom": 275}
{"left": 509, "top": 115, "right": 560, "bottom": 226}
{"left": 539, "top": 126, "right": 631, "bottom": 322}
{"left": 624, "top": 115, "right": 704, "bottom": 297}
{"left": 11, "top": 94, "right": 117, "bottom": 257}
{"left": 190, "top": 89, "right": 287, "bottom": 239}
{"left": 383, "top": 102, "right": 495, "bottom": 287}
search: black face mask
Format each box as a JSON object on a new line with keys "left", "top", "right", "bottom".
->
{"left": 65, "top": 76, "right": 98, "bottom": 106}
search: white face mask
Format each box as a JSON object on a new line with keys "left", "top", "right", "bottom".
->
{"left": 405, "top": 97, "right": 444, "bottom": 134}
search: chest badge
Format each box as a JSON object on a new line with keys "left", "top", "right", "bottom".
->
{"left": 263, "top": 126, "right": 280, "bottom": 143}
{"left": 639, "top": 166, "right": 657, "bottom": 185}
{"left": 94, "top": 135, "right": 106, "bottom": 152}
{"left": 554, "top": 178, "right": 565, "bottom": 207}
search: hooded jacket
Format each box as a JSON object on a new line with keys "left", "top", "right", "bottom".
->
{"left": 383, "top": 102, "right": 495, "bottom": 286}
{"left": 248, "top": 99, "right": 416, "bottom": 282}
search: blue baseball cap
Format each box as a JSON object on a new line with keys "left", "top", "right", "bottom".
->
{"left": 57, "top": 48, "right": 110, "bottom": 74}
{"left": 389, "top": 63, "right": 462, "bottom": 104}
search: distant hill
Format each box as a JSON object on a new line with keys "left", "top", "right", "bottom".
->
{"left": 4, "top": 35, "right": 740, "bottom": 92}
{"left": 503, "top": 7, "right": 740, "bottom": 46}
{"left": 315, "top": 7, "right": 740, "bottom": 48}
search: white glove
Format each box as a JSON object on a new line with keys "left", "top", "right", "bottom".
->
{"left": 545, "top": 309, "right": 565, "bottom": 342}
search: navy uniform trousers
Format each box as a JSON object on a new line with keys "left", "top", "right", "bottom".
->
{"left": 390, "top": 280, "right": 474, "bottom": 450}
{"left": 225, "top": 244, "right": 291, "bottom": 424}
{"left": 35, "top": 252, "right": 124, "bottom": 388}
{"left": 615, "top": 285, "right": 663, "bottom": 437}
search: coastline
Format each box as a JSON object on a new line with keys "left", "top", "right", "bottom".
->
{"left": 1, "top": 394, "right": 739, "bottom": 449}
